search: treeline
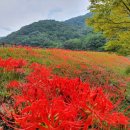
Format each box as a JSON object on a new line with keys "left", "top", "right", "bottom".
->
{"left": 63, "top": 33, "right": 106, "bottom": 51}
{"left": 0, "top": 33, "right": 106, "bottom": 51}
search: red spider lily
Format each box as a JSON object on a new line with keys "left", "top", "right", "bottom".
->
{"left": 2, "top": 63, "right": 128, "bottom": 130}
{"left": 0, "top": 57, "right": 27, "bottom": 72}
{"left": 7, "top": 80, "right": 20, "bottom": 89}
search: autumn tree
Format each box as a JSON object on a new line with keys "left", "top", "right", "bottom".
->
{"left": 88, "top": 0, "right": 130, "bottom": 55}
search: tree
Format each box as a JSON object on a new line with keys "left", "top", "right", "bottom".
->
{"left": 63, "top": 38, "right": 82, "bottom": 50}
{"left": 88, "top": 0, "right": 130, "bottom": 55}
{"left": 63, "top": 34, "right": 106, "bottom": 51}
{"left": 82, "top": 33, "right": 106, "bottom": 51}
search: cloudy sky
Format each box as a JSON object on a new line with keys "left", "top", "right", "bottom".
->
{"left": 0, "top": 0, "right": 90, "bottom": 37}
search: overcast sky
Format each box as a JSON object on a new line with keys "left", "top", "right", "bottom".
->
{"left": 0, "top": 0, "right": 90, "bottom": 37}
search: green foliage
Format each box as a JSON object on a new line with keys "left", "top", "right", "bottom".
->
{"left": 64, "top": 13, "right": 92, "bottom": 29}
{"left": 63, "top": 38, "right": 82, "bottom": 50}
{"left": 63, "top": 33, "right": 106, "bottom": 51}
{"left": 0, "top": 15, "right": 92, "bottom": 48}
{"left": 82, "top": 33, "right": 106, "bottom": 51}
{"left": 88, "top": 0, "right": 130, "bottom": 55}
{"left": 125, "top": 66, "right": 130, "bottom": 75}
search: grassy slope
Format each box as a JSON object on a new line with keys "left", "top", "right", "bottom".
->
{"left": 0, "top": 47, "right": 130, "bottom": 95}
{"left": 0, "top": 47, "right": 129, "bottom": 74}
{"left": 0, "top": 46, "right": 130, "bottom": 129}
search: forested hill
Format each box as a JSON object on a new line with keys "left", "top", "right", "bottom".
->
{"left": 64, "top": 13, "right": 92, "bottom": 28}
{"left": 0, "top": 13, "right": 106, "bottom": 50}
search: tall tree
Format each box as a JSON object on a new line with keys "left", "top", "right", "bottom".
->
{"left": 88, "top": 0, "right": 130, "bottom": 55}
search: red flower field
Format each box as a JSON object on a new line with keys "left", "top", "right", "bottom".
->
{"left": 0, "top": 46, "right": 130, "bottom": 130}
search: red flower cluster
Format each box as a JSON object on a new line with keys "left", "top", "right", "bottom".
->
{"left": 5, "top": 63, "right": 128, "bottom": 130}
{"left": 7, "top": 80, "right": 20, "bottom": 89}
{"left": 0, "top": 57, "right": 27, "bottom": 72}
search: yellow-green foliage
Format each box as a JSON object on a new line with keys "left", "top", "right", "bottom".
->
{"left": 88, "top": 0, "right": 130, "bottom": 55}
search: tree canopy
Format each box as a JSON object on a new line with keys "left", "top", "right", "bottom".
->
{"left": 63, "top": 33, "right": 106, "bottom": 51}
{"left": 88, "top": 0, "right": 130, "bottom": 55}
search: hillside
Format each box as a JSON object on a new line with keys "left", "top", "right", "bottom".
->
{"left": 0, "top": 20, "right": 85, "bottom": 47}
{"left": 0, "top": 46, "right": 129, "bottom": 129}
{"left": 64, "top": 13, "right": 92, "bottom": 28}
{"left": 0, "top": 47, "right": 130, "bottom": 101}
{"left": 0, "top": 13, "right": 106, "bottom": 50}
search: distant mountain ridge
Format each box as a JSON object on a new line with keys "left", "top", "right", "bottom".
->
{"left": 0, "top": 13, "right": 93, "bottom": 47}
{"left": 64, "top": 13, "right": 92, "bottom": 28}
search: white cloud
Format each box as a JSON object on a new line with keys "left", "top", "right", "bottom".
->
{"left": 0, "top": 0, "right": 90, "bottom": 37}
